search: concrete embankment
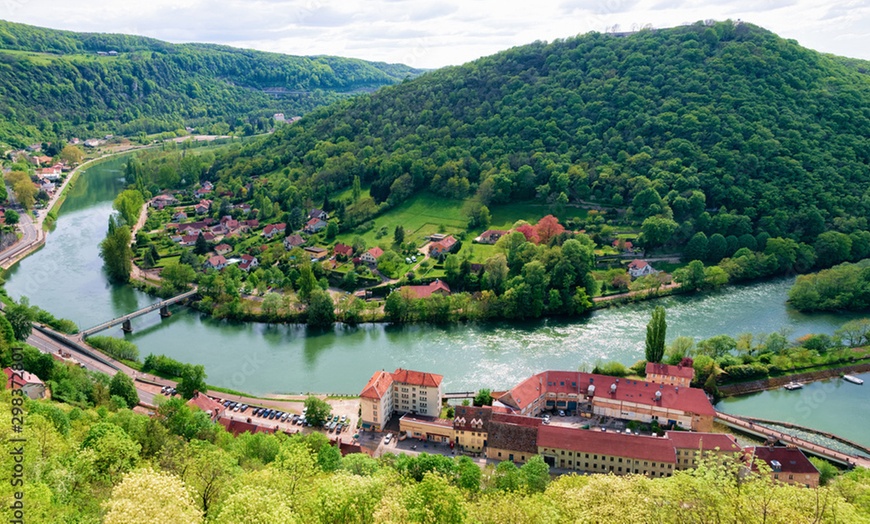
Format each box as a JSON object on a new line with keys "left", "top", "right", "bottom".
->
{"left": 718, "top": 361, "right": 870, "bottom": 397}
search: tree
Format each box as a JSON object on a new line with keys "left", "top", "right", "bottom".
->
{"left": 706, "top": 233, "right": 727, "bottom": 264}
{"left": 177, "top": 364, "right": 207, "bottom": 399}
{"left": 304, "top": 396, "right": 332, "bottom": 427}
{"left": 4, "top": 209, "right": 19, "bottom": 225}
{"left": 103, "top": 468, "right": 202, "bottom": 524}
{"left": 180, "top": 441, "right": 239, "bottom": 518}
{"left": 161, "top": 262, "right": 196, "bottom": 292}
{"left": 143, "top": 248, "right": 156, "bottom": 268}
{"left": 684, "top": 232, "right": 708, "bottom": 262}
{"left": 673, "top": 260, "right": 707, "bottom": 291}
{"left": 325, "top": 220, "right": 339, "bottom": 240}
{"left": 113, "top": 189, "right": 144, "bottom": 227}
{"left": 535, "top": 215, "right": 565, "bottom": 245}
{"left": 394, "top": 225, "right": 405, "bottom": 244}
{"left": 645, "top": 306, "right": 666, "bottom": 363}
{"left": 352, "top": 175, "right": 362, "bottom": 201}
{"left": 483, "top": 254, "right": 509, "bottom": 294}
{"left": 194, "top": 232, "right": 209, "bottom": 255}
{"left": 377, "top": 250, "right": 402, "bottom": 278}
{"left": 455, "top": 456, "right": 481, "bottom": 491}
{"left": 100, "top": 215, "right": 133, "bottom": 283}
{"left": 6, "top": 300, "right": 34, "bottom": 340}
{"left": 473, "top": 388, "right": 492, "bottom": 406}
{"left": 261, "top": 292, "right": 282, "bottom": 319}
{"left": 814, "top": 231, "right": 852, "bottom": 268}
{"left": 640, "top": 216, "right": 677, "bottom": 250}
{"left": 520, "top": 455, "right": 550, "bottom": 493}
{"left": 109, "top": 372, "right": 139, "bottom": 409}
{"left": 59, "top": 144, "right": 85, "bottom": 164}
{"left": 307, "top": 289, "right": 335, "bottom": 327}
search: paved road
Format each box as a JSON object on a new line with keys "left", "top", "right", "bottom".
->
{"left": 0, "top": 214, "right": 40, "bottom": 267}
{"left": 26, "top": 328, "right": 156, "bottom": 406}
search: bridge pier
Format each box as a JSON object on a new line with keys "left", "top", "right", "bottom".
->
{"left": 122, "top": 319, "right": 132, "bottom": 333}
{"left": 160, "top": 305, "right": 171, "bottom": 318}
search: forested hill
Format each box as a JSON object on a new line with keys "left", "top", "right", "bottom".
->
{"left": 0, "top": 20, "right": 423, "bottom": 147}
{"left": 214, "top": 21, "right": 870, "bottom": 242}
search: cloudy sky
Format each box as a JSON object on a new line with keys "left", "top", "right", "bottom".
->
{"left": 2, "top": 0, "right": 868, "bottom": 68}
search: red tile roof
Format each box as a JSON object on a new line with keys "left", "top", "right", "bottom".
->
{"left": 401, "top": 280, "right": 451, "bottom": 299}
{"left": 496, "top": 371, "right": 714, "bottom": 416}
{"left": 538, "top": 426, "right": 677, "bottom": 463}
{"left": 628, "top": 259, "right": 649, "bottom": 269}
{"left": 218, "top": 418, "right": 277, "bottom": 436}
{"left": 186, "top": 391, "right": 224, "bottom": 417}
{"left": 453, "top": 405, "right": 493, "bottom": 432}
{"left": 748, "top": 447, "right": 819, "bottom": 475}
{"left": 664, "top": 431, "right": 740, "bottom": 452}
{"left": 4, "top": 368, "right": 43, "bottom": 388}
{"left": 366, "top": 246, "right": 384, "bottom": 259}
{"left": 360, "top": 370, "right": 393, "bottom": 400}
{"left": 392, "top": 368, "right": 443, "bottom": 388}
{"left": 334, "top": 243, "right": 353, "bottom": 256}
{"left": 646, "top": 362, "right": 695, "bottom": 380}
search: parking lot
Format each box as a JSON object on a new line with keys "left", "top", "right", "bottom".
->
{"left": 215, "top": 396, "right": 360, "bottom": 439}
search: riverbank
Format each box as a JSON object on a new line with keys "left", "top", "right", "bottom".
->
{"left": 718, "top": 361, "right": 870, "bottom": 397}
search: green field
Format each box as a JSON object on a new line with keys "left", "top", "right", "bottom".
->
{"left": 488, "top": 202, "right": 587, "bottom": 230}
{"left": 335, "top": 192, "right": 467, "bottom": 249}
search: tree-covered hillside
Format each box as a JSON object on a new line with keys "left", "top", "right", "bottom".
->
{"left": 213, "top": 21, "right": 870, "bottom": 245}
{"left": 0, "top": 20, "right": 422, "bottom": 147}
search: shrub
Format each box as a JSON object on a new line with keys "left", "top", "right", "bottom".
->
{"left": 86, "top": 336, "right": 139, "bottom": 361}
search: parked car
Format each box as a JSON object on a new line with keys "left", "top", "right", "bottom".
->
{"left": 558, "top": 410, "right": 566, "bottom": 417}
{"left": 384, "top": 433, "right": 393, "bottom": 444}
{"left": 240, "top": 404, "right": 248, "bottom": 412}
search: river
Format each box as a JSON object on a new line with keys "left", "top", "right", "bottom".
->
{"left": 3, "top": 156, "right": 869, "bottom": 445}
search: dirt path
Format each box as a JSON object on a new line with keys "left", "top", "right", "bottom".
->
{"left": 130, "top": 202, "right": 149, "bottom": 236}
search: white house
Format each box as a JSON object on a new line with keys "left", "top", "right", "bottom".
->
{"left": 628, "top": 259, "right": 659, "bottom": 279}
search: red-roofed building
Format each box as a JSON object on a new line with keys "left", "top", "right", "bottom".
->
{"left": 284, "top": 234, "right": 305, "bottom": 250}
{"left": 397, "top": 280, "right": 451, "bottom": 299}
{"left": 304, "top": 217, "right": 327, "bottom": 233}
{"left": 239, "top": 254, "right": 259, "bottom": 272}
{"left": 665, "top": 431, "right": 741, "bottom": 469}
{"left": 263, "top": 223, "right": 287, "bottom": 238}
{"left": 453, "top": 405, "right": 493, "bottom": 453}
{"left": 475, "top": 230, "right": 508, "bottom": 244}
{"left": 646, "top": 362, "right": 695, "bottom": 388}
{"left": 186, "top": 391, "right": 224, "bottom": 421}
{"left": 218, "top": 417, "right": 277, "bottom": 437}
{"left": 215, "top": 243, "right": 232, "bottom": 256}
{"left": 486, "top": 413, "right": 542, "bottom": 464}
{"left": 361, "top": 247, "right": 384, "bottom": 264}
{"left": 628, "top": 259, "right": 659, "bottom": 278}
{"left": 747, "top": 446, "right": 820, "bottom": 487}
{"left": 4, "top": 368, "right": 47, "bottom": 399}
{"left": 359, "top": 368, "right": 444, "bottom": 431}
{"left": 494, "top": 370, "right": 715, "bottom": 432}
{"left": 537, "top": 426, "right": 676, "bottom": 476}
{"left": 204, "top": 255, "right": 227, "bottom": 271}
{"left": 334, "top": 243, "right": 353, "bottom": 258}
{"left": 612, "top": 239, "right": 635, "bottom": 252}
{"left": 429, "top": 236, "right": 457, "bottom": 258}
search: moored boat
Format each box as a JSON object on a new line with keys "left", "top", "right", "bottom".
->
{"left": 783, "top": 382, "right": 804, "bottom": 391}
{"left": 843, "top": 375, "right": 864, "bottom": 385}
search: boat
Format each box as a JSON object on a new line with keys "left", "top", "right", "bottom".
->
{"left": 843, "top": 375, "right": 865, "bottom": 385}
{"left": 783, "top": 382, "right": 804, "bottom": 391}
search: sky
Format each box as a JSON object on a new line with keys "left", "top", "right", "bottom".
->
{"left": 2, "top": 0, "right": 868, "bottom": 68}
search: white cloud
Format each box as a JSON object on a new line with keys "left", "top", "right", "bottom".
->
{"left": 2, "top": 0, "right": 868, "bottom": 67}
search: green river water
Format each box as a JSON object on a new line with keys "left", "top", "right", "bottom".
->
{"left": 4, "top": 156, "right": 869, "bottom": 446}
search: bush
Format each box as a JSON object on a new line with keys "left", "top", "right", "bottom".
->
{"left": 85, "top": 336, "right": 139, "bottom": 361}
{"left": 722, "top": 363, "right": 769, "bottom": 381}
{"left": 592, "top": 361, "right": 629, "bottom": 377}
{"left": 142, "top": 354, "right": 187, "bottom": 377}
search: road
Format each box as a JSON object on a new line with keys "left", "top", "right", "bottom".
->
{"left": 0, "top": 214, "right": 41, "bottom": 268}
{"left": 26, "top": 328, "right": 159, "bottom": 406}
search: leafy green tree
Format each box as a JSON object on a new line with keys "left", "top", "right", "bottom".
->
{"left": 100, "top": 215, "right": 133, "bottom": 283}
{"left": 473, "top": 388, "right": 493, "bottom": 406}
{"left": 520, "top": 455, "right": 550, "bottom": 493}
{"left": 325, "top": 220, "right": 339, "bottom": 240}
{"left": 352, "top": 175, "right": 362, "bottom": 201}
{"left": 303, "top": 396, "right": 332, "bottom": 427}
{"left": 394, "top": 225, "right": 405, "bottom": 244}
{"left": 377, "top": 249, "right": 403, "bottom": 278}
{"left": 674, "top": 260, "right": 707, "bottom": 291}
{"left": 455, "top": 456, "right": 481, "bottom": 491}
{"left": 113, "top": 189, "right": 145, "bottom": 226}
{"left": 706, "top": 233, "right": 727, "bottom": 264}
{"left": 177, "top": 364, "right": 207, "bottom": 399}
{"left": 161, "top": 262, "right": 196, "bottom": 292}
{"left": 6, "top": 299, "right": 34, "bottom": 340}
{"left": 179, "top": 440, "right": 239, "bottom": 518}
{"left": 297, "top": 263, "right": 318, "bottom": 302}
{"left": 684, "top": 232, "right": 708, "bottom": 262}
{"left": 4, "top": 209, "right": 19, "bottom": 225}
{"left": 103, "top": 468, "right": 201, "bottom": 524}
{"left": 307, "top": 289, "right": 335, "bottom": 327}
{"left": 143, "top": 247, "right": 156, "bottom": 268}
{"left": 109, "top": 372, "right": 140, "bottom": 409}
{"left": 194, "top": 231, "right": 209, "bottom": 255}
{"left": 814, "top": 231, "right": 852, "bottom": 268}
{"left": 645, "top": 306, "right": 666, "bottom": 363}
{"left": 640, "top": 217, "right": 677, "bottom": 250}
{"left": 493, "top": 460, "right": 522, "bottom": 492}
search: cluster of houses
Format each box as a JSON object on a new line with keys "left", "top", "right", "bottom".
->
{"left": 358, "top": 364, "right": 821, "bottom": 487}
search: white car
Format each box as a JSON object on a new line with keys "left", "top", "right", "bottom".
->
{"left": 384, "top": 433, "right": 393, "bottom": 444}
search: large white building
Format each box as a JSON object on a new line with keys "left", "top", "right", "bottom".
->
{"left": 359, "top": 368, "right": 443, "bottom": 431}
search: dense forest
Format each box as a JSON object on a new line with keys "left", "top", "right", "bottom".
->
{"left": 0, "top": 20, "right": 423, "bottom": 147}
{"left": 210, "top": 21, "right": 870, "bottom": 247}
